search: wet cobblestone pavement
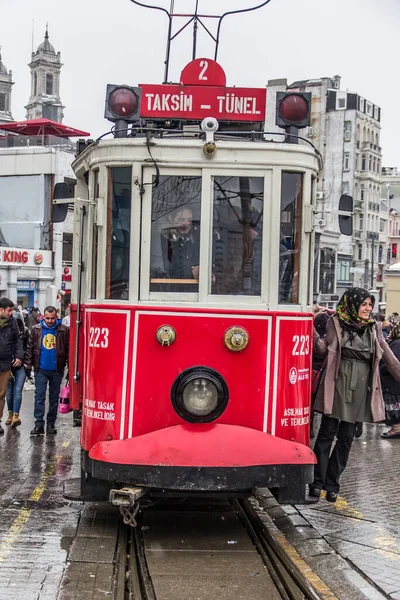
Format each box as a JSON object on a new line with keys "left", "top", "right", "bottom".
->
{"left": 278, "top": 419, "right": 400, "bottom": 599}
{"left": 1, "top": 392, "right": 400, "bottom": 599}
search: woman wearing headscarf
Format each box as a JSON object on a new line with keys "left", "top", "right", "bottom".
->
{"left": 310, "top": 288, "right": 400, "bottom": 502}
{"left": 379, "top": 322, "right": 400, "bottom": 438}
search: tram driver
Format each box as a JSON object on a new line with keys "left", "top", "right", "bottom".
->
{"left": 151, "top": 205, "right": 204, "bottom": 292}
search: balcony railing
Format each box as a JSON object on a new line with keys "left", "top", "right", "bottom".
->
{"left": 353, "top": 230, "right": 362, "bottom": 238}
{"left": 361, "top": 141, "right": 382, "bottom": 153}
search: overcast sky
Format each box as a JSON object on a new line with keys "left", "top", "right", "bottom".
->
{"left": 1, "top": 0, "right": 399, "bottom": 165}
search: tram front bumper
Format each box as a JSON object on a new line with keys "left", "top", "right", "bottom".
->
{"left": 88, "top": 424, "right": 316, "bottom": 492}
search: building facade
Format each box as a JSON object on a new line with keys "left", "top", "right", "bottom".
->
{"left": 0, "top": 146, "right": 75, "bottom": 309}
{"left": 266, "top": 77, "right": 385, "bottom": 307}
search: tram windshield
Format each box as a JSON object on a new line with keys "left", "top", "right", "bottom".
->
{"left": 150, "top": 175, "right": 202, "bottom": 293}
{"left": 212, "top": 176, "right": 263, "bottom": 296}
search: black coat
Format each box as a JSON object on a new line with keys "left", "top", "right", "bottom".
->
{"left": 0, "top": 318, "right": 24, "bottom": 372}
{"left": 380, "top": 338, "right": 400, "bottom": 395}
{"left": 161, "top": 228, "right": 200, "bottom": 280}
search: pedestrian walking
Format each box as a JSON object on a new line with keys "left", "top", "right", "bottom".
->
{"left": 5, "top": 307, "right": 30, "bottom": 428}
{"left": 27, "top": 307, "right": 41, "bottom": 332}
{"left": 380, "top": 321, "right": 400, "bottom": 438}
{"left": 0, "top": 298, "right": 24, "bottom": 434}
{"left": 310, "top": 288, "right": 400, "bottom": 503}
{"left": 25, "top": 305, "right": 69, "bottom": 436}
{"left": 62, "top": 307, "right": 70, "bottom": 327}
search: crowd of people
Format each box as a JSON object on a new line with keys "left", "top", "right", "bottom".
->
{"left": 0, "top": 298, "right": 70, "bottom": 435}
{"left": 311, "top": 289, "right": 400, "bottom": 503}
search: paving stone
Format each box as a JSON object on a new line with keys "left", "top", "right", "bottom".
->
{"left": 68, "top": 535, "right": 116, "bottom": 564}
{"left": 143, "top": 509, "right": 254, "bottom": 552}
{"left": 76, "top": 503, "right": 120, "bottom": 538}
{"left": 58, "top": 562, "right": 114, "bottom": 599}
{"left": 151, "top": 573, "right": 281, "bottom": 600}
{"left": 292, "top": 537, "right": 335, "bottom": 557}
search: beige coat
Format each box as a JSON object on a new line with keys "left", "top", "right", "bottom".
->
{"left": 313, "top": 315, "right": 400, "bottom": 422}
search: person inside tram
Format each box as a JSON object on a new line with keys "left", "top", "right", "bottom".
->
{"left": 151, "top": 205, "right": 214, "bottom": 291}
{"left": 311, "top": 288, "right": 400, "bottom": 503}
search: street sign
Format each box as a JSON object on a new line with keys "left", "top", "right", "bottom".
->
{"left": 139, "top": 84, "right": 266, "bottom": 122}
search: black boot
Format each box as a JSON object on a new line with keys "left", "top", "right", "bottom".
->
{"left": 355, "top": 423, "right": 363, "bottom": 438}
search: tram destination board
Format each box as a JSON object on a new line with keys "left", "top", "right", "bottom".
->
{"left": 139, "top": 83, "right": 266, "bottom": 122}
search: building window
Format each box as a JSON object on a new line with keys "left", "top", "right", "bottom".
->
{"left": 337, "top": 258, "right": 352, "bottom": 283}
{"left": 344, "top": 121, "right": 352, "bottom": 141}
{"left": 319, "top": 248, "right": 335, "bottom": 294}
{"left": 369, "top": 156, "right": 372, "bottom": 171}
{"left": 374, "top": 106, "right": 379, "bottom": 120}
{"left": 361, "top": 155, "right": 366, "bottom": 171}
{"left": 380, "top": 219, "right": 385, "bottom": 233}
{"left": 62, "top": 233, "right": 73, "bottom": 262}
{"left": 392, "top": 243, "right": 397, "bottom": 259}
{"left": 360, "top": 184, "right": 365, "bottom": 201}
{"left": 46, "top": 73, "right": 53, "bottom": 95}
{"left": 358, "top": 245, "right": 362, "bottom": 260}
{"left": 366, "top": 101, "right": 373, "bottom": 116}
{"left": 342, "top": 182, "right": 349, "bottom": 194}
{"left": 34, "top": 73, "right": 38, "bottom": 96}
{"left": 378, "top": 245, "right": 383, "bottom": 263}
{"left": 359, "top": 97, "right": 365, "bottom": 112}
{"left": 336, "top": 94, "right": 346, "bottom": 110}
{"left": 0, "top": 93, "right": 5, "bottom": 112}
{"left": 360, "top": 215, "right": 364, "bottom": 230}
{"left": 343, "top": 152, "right": 350, "bottom": 171}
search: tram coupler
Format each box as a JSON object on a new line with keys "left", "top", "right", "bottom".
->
{"left": 109, "top": 487, "right": 148, "bottom": 527}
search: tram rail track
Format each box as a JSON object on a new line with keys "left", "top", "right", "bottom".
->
{"left": 112, "top": 497, "right": 327, "bottom": 600}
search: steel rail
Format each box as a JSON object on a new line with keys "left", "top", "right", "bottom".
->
{"left": 234, "top": 498, "right": 322, "bottom": 600}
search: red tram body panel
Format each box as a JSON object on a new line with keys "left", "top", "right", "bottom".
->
{"left": 68, "top": 304, "right": 315, "bottom": 492}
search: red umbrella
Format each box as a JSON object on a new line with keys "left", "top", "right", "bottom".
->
{"left": 0, "top": 118, "right": 90, "bottom": 138}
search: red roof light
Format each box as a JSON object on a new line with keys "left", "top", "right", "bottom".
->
{"left": 279, "top": 94, "right": 309, "bottom": 124}
{"left": 108, "top": 87, "right": 139, "bottom": 118}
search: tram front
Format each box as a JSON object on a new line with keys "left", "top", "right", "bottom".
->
{"left": 63, "top": 59, "right": 320, "bottom": 505}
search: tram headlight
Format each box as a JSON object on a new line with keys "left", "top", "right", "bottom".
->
{"left": 171, "top": 367, "right": 229, "bottom": 423}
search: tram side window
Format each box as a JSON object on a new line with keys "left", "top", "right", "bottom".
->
{"left": 150, "top": 176, "right": 202, "bottom": 293}
{"left": 105, "top": 167, "right": 132, "bottom": 300}
{"left": 279, "top": 172, "right": 303, "bottom": 304}
{"left": 212, "top": 176, "right": 264, "bottom": 296}
{"left": 90, "top": 170, "right": 100, "bottom": 299}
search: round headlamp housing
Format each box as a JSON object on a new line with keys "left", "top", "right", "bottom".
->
{"left": 171, "top": 367, "right": 229, "bottom": 423}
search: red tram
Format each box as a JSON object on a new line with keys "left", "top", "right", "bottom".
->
{"left": 54, "top": 3, "right": 346, "bottom": 513}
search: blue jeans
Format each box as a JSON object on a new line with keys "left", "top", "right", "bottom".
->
{"left": 34, "top": 370, "right": 62, "bottom": 428}
{"left": 6, "top": 368, "right": 26, "bottom": 414}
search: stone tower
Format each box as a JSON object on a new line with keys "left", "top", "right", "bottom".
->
{"left": 25, "top": 26, "right": 64, "bottom": 122}
{"left": 0, "top": 48, "right": 14, "bottom": 123}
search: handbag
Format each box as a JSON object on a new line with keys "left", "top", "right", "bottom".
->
{"left": 311, "top": 356, "right": 328, "bottom": 394}
{"left": 59, "top": 383, "right": 71, "bottom": 414}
